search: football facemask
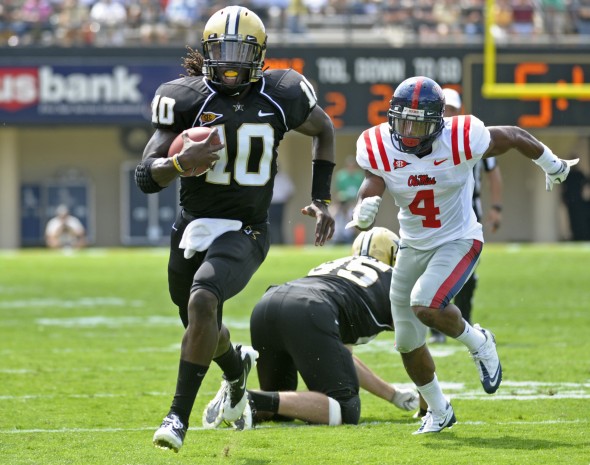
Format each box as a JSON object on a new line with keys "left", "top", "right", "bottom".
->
{"left": 202, "top": 6, "right": 267, "bottom": 93}
{"left": 351, "top": 227, "right": 400, "bottom": 266}
{"left": 388, "top": 76, "right": 445, "bottom": 155}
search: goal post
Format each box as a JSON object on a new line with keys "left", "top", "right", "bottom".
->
{"left": 482, "top": 0, "right": 590, "bottom": 98}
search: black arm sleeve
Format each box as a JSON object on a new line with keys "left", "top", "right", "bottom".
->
{"left": 311, "top": 159, "right": 335, "bottom": 202}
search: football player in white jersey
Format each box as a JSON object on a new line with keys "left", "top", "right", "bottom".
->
{"left": 346, "top": 76, "right": 579, "bottom": 434}
{"left": 427, "top": 88, "right": 503, "bottom": 345}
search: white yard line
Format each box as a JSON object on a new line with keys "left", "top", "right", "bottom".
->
{"left": 1, "top": 418, "right": 587, "bottom": 434}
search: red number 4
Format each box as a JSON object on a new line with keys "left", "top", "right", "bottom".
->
{"left": 409, "top": 189, "right": 441, "bottom": 228}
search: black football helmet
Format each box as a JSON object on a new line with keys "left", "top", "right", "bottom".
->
{"left": 388, "top": 76, "right": 445, "bottom": 155}
{"left": 201, "top": 6, "right": 267, "bottom": 94}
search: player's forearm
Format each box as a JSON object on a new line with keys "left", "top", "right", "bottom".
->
{"left": 311, "top": 129, "right": 335, "bottom": 164}
{"left": 488, "top": 126, "right": 544, "bottom": 159}
{"left": 354, "top": 355, "right": 394, "bottom": 402}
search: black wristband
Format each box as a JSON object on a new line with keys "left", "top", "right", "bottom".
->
{"left": 311, "top": 159, "right": 335, "bottom": 202}
{"left": 491, "top": 204, "right": 502, "bottom": 212}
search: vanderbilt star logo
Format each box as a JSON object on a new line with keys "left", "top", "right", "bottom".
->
{"left": 242, "top": 226, "right": 261, "bottom": 240}
{"left": 233, "top": 103, "right": 245, "bottom": 112}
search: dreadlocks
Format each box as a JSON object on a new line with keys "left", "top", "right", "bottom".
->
{"left": 182, "top": 46, "right": 204, "bottom": 77}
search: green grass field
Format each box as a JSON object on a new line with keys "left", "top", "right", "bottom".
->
{"left": 1, "top": 243, "right": 589, "bottom": 465}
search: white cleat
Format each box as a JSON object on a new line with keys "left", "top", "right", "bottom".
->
{"left": 413, "top": 403, "right": 456, "bottom": 434}
{"left": 470, "top": 324, "right": 502, "bottom": 394}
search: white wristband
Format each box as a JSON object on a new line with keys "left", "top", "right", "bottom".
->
{"left": 533, "top": 145, "right": 561, "bottom": 174}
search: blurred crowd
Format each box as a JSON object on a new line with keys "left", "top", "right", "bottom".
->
{"left": 1, "top": 0, "right": 589, "bottom": 47}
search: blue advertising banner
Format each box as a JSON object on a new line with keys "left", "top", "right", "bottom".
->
{"left": 2, "top": 46, "right": 590, "bottom": 128}
{"left": 0, "top": 62, "right": 183, "bottom": 125}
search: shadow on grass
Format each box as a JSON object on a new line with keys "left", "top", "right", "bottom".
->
{"left": 420, "top": 433, "right": 588, "bottom": 451}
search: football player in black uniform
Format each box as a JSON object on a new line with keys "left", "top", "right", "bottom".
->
{"left": 134, "top": 5, "right": 335, "bottom": 452}
{"left": 209, "top": 228, "right": 419, "bottom": 427}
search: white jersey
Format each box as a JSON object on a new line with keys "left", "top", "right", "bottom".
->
{"left": 356, "top": 115, "right": 491, "bottom": 250}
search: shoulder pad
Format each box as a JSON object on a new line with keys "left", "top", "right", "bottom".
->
{"left": 151, "top": 77, "right": 211, "bottom": 132}
{"left": 263, "top": 69, "right": 316, "bottom": 105}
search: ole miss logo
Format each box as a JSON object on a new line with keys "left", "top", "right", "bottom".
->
{"left": 393, "top": 159, "right": 411, "bottom": 170}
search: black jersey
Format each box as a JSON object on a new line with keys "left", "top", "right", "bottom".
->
{"left": 289, "top": 256, "right": 393, "bottom": 345}
{"left": 150, "top": 69, "right": 317, "bottom": 225}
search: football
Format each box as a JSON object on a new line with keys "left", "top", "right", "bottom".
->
{"left": 168, "top": 126, "right": 220, "bottom": 177}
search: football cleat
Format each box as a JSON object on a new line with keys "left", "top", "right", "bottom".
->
{"left": 231, "top": 393, "right": 255, "bottom": 431}
{"left": 470, "top": 324, "right": 502, "bottom": 394}
{"left": 202, "top": 379, "right": 227, "bottom": 428}
{"left": 413, "top": 403, "right": 456, "bottom": 434}
{"left": 202, "top": 345, "right": 258, "bottom": 428}
{"left": 412, "top": 407, "right": 428, "bottom": 420}
{"left": 153, "top": 413, "right": 187, "bottom": 452}
{"left": 391, "top": 388, "right": 420, "bottom": 411}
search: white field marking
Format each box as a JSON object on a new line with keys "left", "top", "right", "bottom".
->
{"left": 29, "top": 315, "right": 250, "bottom": 329}
{"left": 2, "top": 381, "right": 588, "bottom": 403}
{"left": 1, "top": 418, "right": 588, "bottom": 435}
{"left": 0, "top": 389, "right": 219, "bottom": 401}
{"left": 354, "top": 339, "right": 463, "bottom": 358}
{"left": 36, "top": 315, "right": 177, "bottom": 328}
{"left": 1, "top": 297, "right": 143, "bottom": 310}
{"left": 362, "top": 379, "right": 590, "bottom": 401}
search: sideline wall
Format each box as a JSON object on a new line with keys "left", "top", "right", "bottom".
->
{"left": 1, "top": 45, "right": 589, "bottom": 248}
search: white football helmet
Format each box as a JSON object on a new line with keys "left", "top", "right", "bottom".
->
{"left": 201, "top": 6, "right": 267, "bottom": 93}
{"left": 351, "top": 227, "right": 400, "bottom": 266}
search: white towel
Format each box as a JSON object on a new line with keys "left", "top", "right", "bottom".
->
{"left": 179, "top": 218, "right": 243, "bottom": 259}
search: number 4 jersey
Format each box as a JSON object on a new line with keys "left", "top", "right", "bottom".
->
{"left": 150, "top": 69, "right": 317, "bottom": 225}
{"left": 356, "top": 115, "right": 491, "bottom": 250}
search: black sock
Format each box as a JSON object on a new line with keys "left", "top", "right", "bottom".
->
{"left": 213, "top": 344, "right": 242, "bottom": 381}
{"left": 248, "top": 390, "right": 280, "bottom": 414}
{"left": 169, "top": 359, "right": 209, "bottom": 425}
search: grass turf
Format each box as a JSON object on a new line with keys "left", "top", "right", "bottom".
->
{"left": 0, "top": 243, "right": 588, "bottom": 464}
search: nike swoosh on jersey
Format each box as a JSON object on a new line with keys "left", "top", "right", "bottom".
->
{"left": 434, "top": 159, "right": 447, "bottom": 166}
{"left": 258, "top": 110, "right": 274, "bottom": 117}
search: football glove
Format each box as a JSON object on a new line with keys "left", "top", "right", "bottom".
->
{"left": 345, "top": 196, "right": 381, "bottom": 229}
{"left": 545, "top": 158, "right": 579, "bottom": 191}
{"left": 391, "top": 388, "right": 420, "bottom": 411}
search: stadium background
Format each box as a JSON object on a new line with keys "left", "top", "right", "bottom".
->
{"left": 1, "top": 36, "right": 589, "bottom": 248}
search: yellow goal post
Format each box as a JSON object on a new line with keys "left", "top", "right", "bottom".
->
{"left": 483, "top": 0, "right": 590, "bottom": 98}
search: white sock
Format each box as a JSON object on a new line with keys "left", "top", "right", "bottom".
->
{"left": 416, "top": 374, "right": 447, "bottom": 414}
{"left": 456, "top": 322, "right": 487, "bottom": 352}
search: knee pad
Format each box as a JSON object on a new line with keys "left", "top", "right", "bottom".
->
{"left": 330, "top": 395, "right": 361, "bottom": 425}
{"left": 394, "top": 319, "right": 428, "bottom": 353}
